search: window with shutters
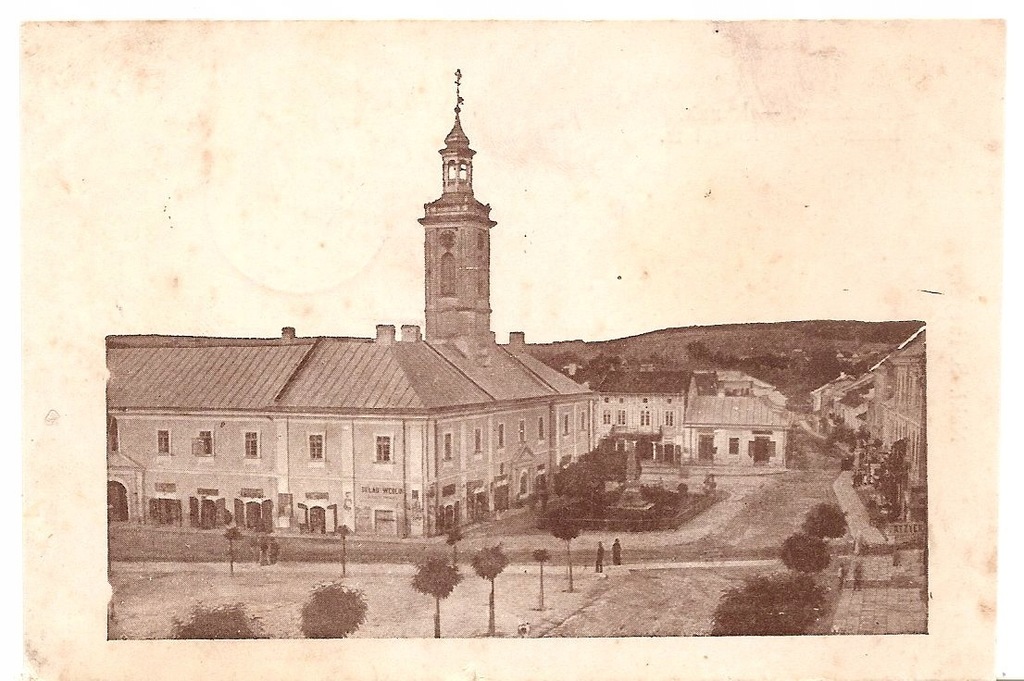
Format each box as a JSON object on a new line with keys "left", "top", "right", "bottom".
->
{"left": 640, "top": 411, "right": 651, "bottom": 427}
{"left": 603, "top": 411, "right": 612, "bottom": 425}
{"left": 664, "top": 411, "right": 675, "bottom": 427}
{"left": 616, "top": 410, "right": 627, "bottom": 425}
{"left": 562, "top": 414, "right": 570, "bottom": 435}
{"left": 443, "top": 433, "right": 453, "bottom": 461}
{"left": 579, "top": 411, "right": 587, "bottom": 430}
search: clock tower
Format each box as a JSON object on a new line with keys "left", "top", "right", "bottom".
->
{"left": 419, "top": 70, "right": 497, "bottom": 343}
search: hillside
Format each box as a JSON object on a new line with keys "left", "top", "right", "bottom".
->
{"left": 526, "top": 319, "right": 924, "bottom": 410}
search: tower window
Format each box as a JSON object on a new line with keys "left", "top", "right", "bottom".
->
{"left": 459, "top": 163, "right": 468, "bottom": 180}
{"left": 447, "top": 161, "right": 457, "bottom": 180}
{"left": 440, "top": 252, "right": 456, "bottom": 296}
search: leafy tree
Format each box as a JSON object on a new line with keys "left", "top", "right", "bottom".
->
{"left": 224, "top": 526, "right": 243, "bottom": 575}
{"left": 300, "top": 582, "right": 367, "bottom": 638}
{"left": 802, "top": 503, "right": 848, "bottom": 539}
{"left": 171, "top": 603, "right": 263, "bottom": 639}
{"left": 412, "top": 556, "right": 463, "bottom": 638}
{"left": 532, "top": 548, "right": 551, "bottom": 610}
{"left": 780, "top": 533, "right": 831, "bottom": 574}
{"left": 446, "top": 525, "right": 463, "bottom": 565}
{"left": 550, "top": 513, "right": 582, "bottom": 593}
{"left": 471, "top": 545, "right": 510, "bottom": 636}
{"left": 711, "top": 573, "right": 826, "bottom": 636}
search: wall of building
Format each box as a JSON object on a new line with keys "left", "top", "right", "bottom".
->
{"left": 681, "top": 425, "right": 788, "bottom": 468}
{"left": 595, "top": 394, "right": 685, "bottom": 442}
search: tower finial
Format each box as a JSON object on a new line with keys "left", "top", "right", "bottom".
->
{"left": 454, "top": 68, "right": 464, "bottom": 114}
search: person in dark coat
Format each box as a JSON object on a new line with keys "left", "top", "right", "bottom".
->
{"left": 258, "top": 535, "right": 270, "bottom": 566}
{"left": 268, "top": 537, "right": 280, "bottom": 565}
{"left": 595, "top": 541, "right": 605, "bottom": 573}
{"left": 852, "top": 561, "right": 864, "bottom": 591}
{"left": 612, "top": 538, "right": 622, "bottom": 566}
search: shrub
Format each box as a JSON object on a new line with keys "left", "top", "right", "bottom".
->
{"left": 711, "top": 573, "right": 826, "bottom": 636}
{"left": 802, "top": 503, "right": 848, "bottom": 539}
{"left": 780, "top": 533, "right": 831, "bottom": 573}
{"left": 300, "top": 582, "right": 368, "bottom": 638}
{"left": 171, "top": 603, "right": 263, "bottom": 639}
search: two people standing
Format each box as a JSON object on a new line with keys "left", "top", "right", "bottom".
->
{"left": 595, "top": 538, "right": 624, "bottom": 572}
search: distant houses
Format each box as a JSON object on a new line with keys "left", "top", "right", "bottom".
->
{"left": 810, "top": 326, "right": 926, "bottom": 522}
{"left": 594, "top": 369, "right": 794, "bottom": 471}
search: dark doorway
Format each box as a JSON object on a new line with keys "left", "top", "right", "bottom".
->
{"left": 200, "top": 498, "right": 218, "bottom": 529}
{"left": 698, "top": 434, "right": 716, "bottom": 463}
{"left": 752, "top": 437, "right": 773, "bottom": 465}
{"left": 108, "top": 481, "right": 128, "bottom": 522}
{"left": 245, "top": 501, "right": 263, "bottom": 530}
{"left": 309, "top": 506, "right": 327, "bottom": 534}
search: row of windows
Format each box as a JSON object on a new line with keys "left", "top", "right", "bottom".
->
{"left": 602, "top": 397, "right": 675, "bottom": 404}
{"left": 151, "top": 430, "right": 393, "bottom": 464}
{"left": 441, "top": 413, "right": 589, "bottom": 462}
{"left": 601, "top": 410, "right": 676, "bottom": 427}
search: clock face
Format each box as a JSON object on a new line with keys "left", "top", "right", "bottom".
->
{"left": 439, "top": 231, "right": 456, "bottom": 249}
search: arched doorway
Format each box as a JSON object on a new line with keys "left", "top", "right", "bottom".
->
{"left": 309, "top": 506, "right": 327, "bottom": 534}
{"left": 107, "top": 481, "right": 128, "bottom": 522}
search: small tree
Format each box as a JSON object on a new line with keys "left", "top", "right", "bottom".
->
{"left": 300, "top": 582, "right": 367, "bottom": 638}
{"left": 446, "top": 525, "right": 463, "bottom": 565}
{"left": 802, "top": 503, "right": 848, "bottom": 539}
{"left": 712, "top": 573, "right": 826, "bottom": 636}
{"left": 471, "top": 545, "right": 510, "bottom": 636}
{"left": 780, "top": 533, "right": 831, "bottom": 574}
{"left": 532, "top": 549, "right": 551, "bottom": 610}
{"left": 550, "top": 514, "right": 582, "bottom": 593}
{"left": 224, "top": 526, "right": 243, "bottom": 576}
{"left": 412, "top": 556, "right": 463, "bottom": 638}
{"left": 171, "top": 603, "right": 263, "bottom": 639}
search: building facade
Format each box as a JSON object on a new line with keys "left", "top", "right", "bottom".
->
{"left": 107, "top": 90, "right": 596, "bottom": 537}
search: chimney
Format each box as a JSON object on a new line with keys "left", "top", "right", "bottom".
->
{"left": 375, "top": 324, "right": 396, "bottom": 344}
{"left": 281, "top": 326, "right": 296, "bottom": 340}
{"left": 509, "top": 331, "right": 526, "bottom": 350}
{"left": 400, "top": 325, "right": 422, "bottom": 342}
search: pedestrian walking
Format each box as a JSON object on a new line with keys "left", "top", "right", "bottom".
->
{"left": 595, "top": 541, "right": 605, "bottom": 573}
{"left": 853, "top": 561, "right": 864, "bottom": 591}
{"left": 258, "top": 535, "right": 269, "bottom": 566}
{"left": 612, "top": 538, "right": 622, "bottom": 566}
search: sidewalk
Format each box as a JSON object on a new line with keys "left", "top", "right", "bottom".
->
{"left": 830, "top": 552, "right": 927, "bottom": 634}
{"left": 832, "top": 471, "right": 886, "bottom": 545}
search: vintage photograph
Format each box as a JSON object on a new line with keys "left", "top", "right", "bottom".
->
{"left": 23, "top": 18, "right": 1003, "bottom": 679}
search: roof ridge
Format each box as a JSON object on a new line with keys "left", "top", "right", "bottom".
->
{"left": 422, "top": 341, "right": 497, "bottom": 402}
{"left": 497, "top": 345, "right": 559, "bottom": 393}
{"left": 273, "top": 338, "right": 323, "bottom": 403}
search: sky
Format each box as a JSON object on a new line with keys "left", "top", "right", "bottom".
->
{"left": 21, "top": 21, "right": 1004, "bottom": 344}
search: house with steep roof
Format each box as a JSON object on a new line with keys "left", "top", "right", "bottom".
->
{"left": 106, "top": 85, "right": 596, "bottom": 538}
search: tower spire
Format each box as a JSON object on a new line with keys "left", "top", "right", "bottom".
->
{"left": 454, "top": 68, "right": 464, "bottom": 114}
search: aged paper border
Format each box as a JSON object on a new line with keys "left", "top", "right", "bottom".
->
{"left": 20, "top": 17, "right": 1008, "bottom": 681}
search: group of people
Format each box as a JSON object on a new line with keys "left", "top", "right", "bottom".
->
{"left": 252, "top": 534, "right": 280, "bottom": 565}
{"left": 838, "top": 560, "right": 865, "bottom": 591}
{"left": 594, "top": 538, "right": 623, "bottom": 573}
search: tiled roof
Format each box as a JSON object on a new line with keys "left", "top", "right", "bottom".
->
{"left": 686, "top": 396, "right": 792, "bottom": 428}
{"left": 107, "top": 342, "right": 314, "bottom": 410}
{"left": 595, "top": 370, "right": 692, "bottom": 395}
{"left": 107, "top": 335, "right": 590, "bottom": 413}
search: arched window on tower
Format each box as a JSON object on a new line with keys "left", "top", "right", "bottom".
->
{"left": 447, "top": 161, "right": 458, "bottom": 181}
{"left": 440, "top": 252, "right": 456, "bottom": 296}
{"left": 459, "top": 163, "right": 468, "bottom": 180}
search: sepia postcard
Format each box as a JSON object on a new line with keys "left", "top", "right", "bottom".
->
{"left": 21, "top": 19, "right": 1004, "bottom": 680}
